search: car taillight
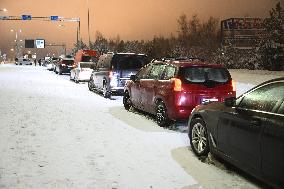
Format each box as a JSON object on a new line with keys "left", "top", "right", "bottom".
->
{"left": 109, "top": 71, "right": 113, "bottom": 78}
{"left": 171, "top": 78, "right": 182, "bottom": 92}
{"left": 231, "top": 79, "right": 236, "bottom": 92}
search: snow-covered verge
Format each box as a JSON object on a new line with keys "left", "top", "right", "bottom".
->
{"left": 0, "top": 64, "right": 282, "bottom": 189}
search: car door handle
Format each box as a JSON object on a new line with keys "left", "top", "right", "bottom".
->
{"left": 250, "top": 118, "right": 261, "bottom": 127}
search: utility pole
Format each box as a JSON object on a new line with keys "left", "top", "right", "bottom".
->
{"left": 87, "top": 0, "right": 91, "bottom": 48}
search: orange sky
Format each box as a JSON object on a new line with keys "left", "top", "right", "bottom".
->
{"left": 0, "top": 0, "right": 279, "bottom": 58}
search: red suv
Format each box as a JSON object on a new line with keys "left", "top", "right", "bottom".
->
{"left": 123, "top": 59, "right": 236, "bottom": 127}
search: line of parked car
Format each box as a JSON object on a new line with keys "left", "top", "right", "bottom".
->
{"left": 44, "top": 50, "right": 283, "bottom": 189}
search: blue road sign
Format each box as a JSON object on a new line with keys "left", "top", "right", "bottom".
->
{"left": 50, "top": 16, "right": 58, "bottom": 21}
{"left": 22, "top": 15, "right": 31, "bottom": 20}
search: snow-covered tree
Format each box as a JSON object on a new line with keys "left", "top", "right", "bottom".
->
{"left": 259, "top": 2, "right": 284, "bottom": 70}
{"left": 90, "top": 31, "right": 109, "bottom": 54}
{"left": 71, "top": 40, "right": 88, "bottom": 54}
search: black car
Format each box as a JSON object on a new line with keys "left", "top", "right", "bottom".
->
{"left": 188, "top": 77, "right": 284, "bottom": 189}
{"left": 54, "top": 58, "right": 75, "bottom": 75}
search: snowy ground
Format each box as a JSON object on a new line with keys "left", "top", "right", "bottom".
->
{"left": 0, "top": 64, "right": 283, "bottom": 189}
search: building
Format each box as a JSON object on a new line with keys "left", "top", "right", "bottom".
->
{"left": 221, "top": 17, "right": 265, "bottom": 49}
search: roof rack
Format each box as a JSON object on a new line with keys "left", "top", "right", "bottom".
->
{"left": 152, "top": 57, "right": 205, "bottom": 63}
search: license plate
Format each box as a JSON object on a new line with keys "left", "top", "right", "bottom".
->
{"left": 201, "top": 98, "right": 219, "bottom": 104}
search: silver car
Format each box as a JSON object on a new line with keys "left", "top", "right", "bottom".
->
{"left": 16, "top": 58, "right": 33, "bottom": 65}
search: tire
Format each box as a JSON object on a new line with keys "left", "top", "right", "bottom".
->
{"left": 75, "top": 77, "right": 79, "bottom": 83}
{"left": 88, "top": 79, "right": 93, "bottom": 91}
{"left": 156, "top": 101, "right": 170, "bottom": 127}
{"left": 189, "top": 118, "right": 210, "bottom": 157}
{"left": 58, "top": 68, "right": 62, "bottom": 75}
{"left": 123, "top": 92, "right": 132, "bottom": 110}
{"left": 102, "top": 83, "right": 111, "bottom": 98}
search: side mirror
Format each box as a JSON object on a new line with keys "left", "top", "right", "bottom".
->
{"left": 130, "top": 75, "right": 136, "bottom": 82}
{"left": 225, "top": 97, "right": 236, "bottom": 107}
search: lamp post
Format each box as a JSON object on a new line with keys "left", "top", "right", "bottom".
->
{"left": 87, "top": 0, "right": 91, "bottom": 48}
{"left": 0, "top": 8, "right": 7, "bottom": 12}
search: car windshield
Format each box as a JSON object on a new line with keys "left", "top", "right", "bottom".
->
{"left": 80, "top": 63, "right": 94, "bottom": 68}
{"left": 111, "top": 54, "right": 149, "bottom": 70}
{"left": 82, "top": 56, "right": 98, "bottom": 63}
{"left": 180, "top": 67, "right": 230, "bottom": 83}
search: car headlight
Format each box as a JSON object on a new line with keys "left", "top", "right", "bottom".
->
{"left": 110, "top": 78, "right": 118, "bottom": 87}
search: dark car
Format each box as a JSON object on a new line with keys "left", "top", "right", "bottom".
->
{"left": 88, "top": 53, "right": 149, "bottom": 98}
{"left": 188, "top": 77, "right": 284, "bottom": 189}
{"left": 123, "top": 59, "right": 236, "bottom": 127}
{"left": 54, "top": 57, "right": 75, "bottom": 75}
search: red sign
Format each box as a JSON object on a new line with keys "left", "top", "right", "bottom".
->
{"left": 223, "top": 18, "right": 263, "bottom": 30}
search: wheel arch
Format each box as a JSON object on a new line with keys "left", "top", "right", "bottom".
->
{"left": 189, "top": 113, "right": 217, "bottom": 152}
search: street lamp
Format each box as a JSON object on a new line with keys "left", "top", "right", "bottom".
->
{"left": 87, "top": 0, "right": 91, "bottom": 48}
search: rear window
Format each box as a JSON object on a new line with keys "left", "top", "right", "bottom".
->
{"left": 111, "top": 54, "right": 149, "bottom": 70}
{"left": 63, "top": 60, "right": 74, "bottom": 65}
{"left": 80, "top": 63, "right": 94, "bottom": 68}
{"left": 180, "top": 67, "right": 230, "bottom": 83}
{"left": 82, "top": 56, "right": 98, "bottom": 63}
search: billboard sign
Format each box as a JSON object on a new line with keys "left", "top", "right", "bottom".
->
{"left": 35, "top": 39, "right": 45, "bottom": 48}
{"left": 25, "top": 39, "right": 35, "bottom": 48}
{"left": 222, "top": 18, "right": 263, "bottom": 30}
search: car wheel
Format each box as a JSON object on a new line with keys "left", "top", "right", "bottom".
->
{"left": 88, "top": 79, "right": 93, "bottom": 91}
{"left": 123, "top": 92, "right": 132, "bottom": 110}
{"left": 156, "top": 101, "right": 169, "bottom": 127}
{"left": 75, "top": 76, "right": 79, "bottom": 83}
{"left": 102, "top": 83, "right": 111, "bottom": 98}
{"left": 189, "top": 118, "right": 210, "bottom": 157}
{"left": 59, "top": 69, "right": 62, "bottom": 75}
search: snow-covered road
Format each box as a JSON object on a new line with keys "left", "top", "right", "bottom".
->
{"left": 0, "top": 64, "right": 282, "bottom": 189}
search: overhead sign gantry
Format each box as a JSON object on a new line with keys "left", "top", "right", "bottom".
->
{"left": 0, "top": 15, "right": 81, "bottom": 44}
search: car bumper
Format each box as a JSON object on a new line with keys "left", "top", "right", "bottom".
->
{"left": 47, "top": 64, "right": 52, "bottom": 69}
{"left": 78, "top": 72, "right": 91, "bottom": 81}
{"left": 170, "top": 106, "right": 195, "bottom": 120}
{"left": 110, "top": 87, "right": 124, "bottom": 94}
{"left": 60, "top": 67, "right": 72, "bottom": 73}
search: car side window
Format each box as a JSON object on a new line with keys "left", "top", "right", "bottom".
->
{"left": 136, "top": 65, "right": 152, "bottom": 80}
{"left": 162, "top": 65, "right": 176, "bottom": 80}
{"left": 148, "top": 64, "right": 166, "bottom": 80}
{"left": 238, "top": 82, "right": 284, "bottom": 113}
{"left": 277, "top": 101, "right": 284, "bottom": 115}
